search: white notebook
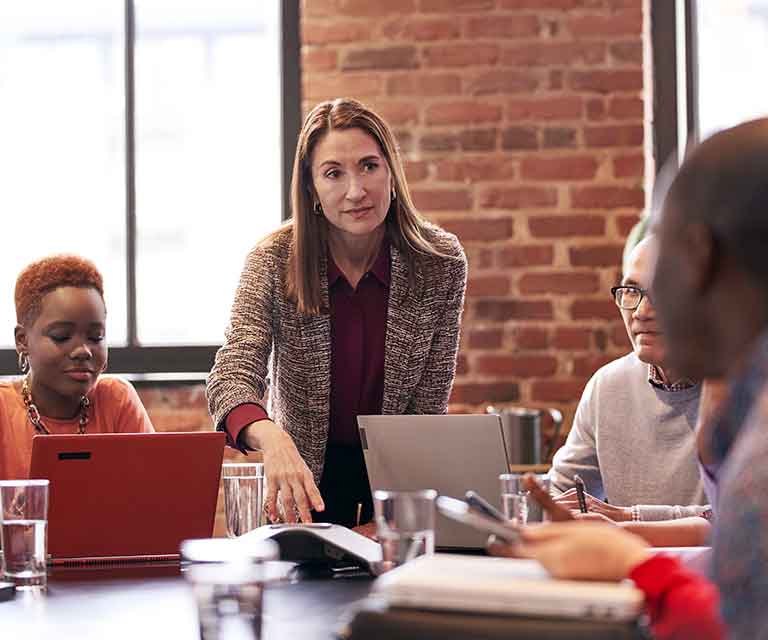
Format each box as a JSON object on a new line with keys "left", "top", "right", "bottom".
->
{"left": 373, "top": 554, "right": 644, "bottom": 622}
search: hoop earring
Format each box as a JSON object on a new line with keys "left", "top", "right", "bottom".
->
{"left": 18, "top": 351, "right": 29, "bottom": 374}
{"left": 313, "top": 202, "right": 323, "bottom": 216}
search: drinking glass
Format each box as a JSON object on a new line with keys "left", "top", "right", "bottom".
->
{"left": 499, "top": 472, "right": 551, "bottom": 524}
{"left": 0, "top": 480, "right": 49, "bottom": 589}
{"left": 374, "top": 489, "right": 436, "bottom": 572}
{"left": 222, "top": 463, "right": 264, "bottom": 538}
{"left": 182, "top": 537, "right": 283, "bottom": 640}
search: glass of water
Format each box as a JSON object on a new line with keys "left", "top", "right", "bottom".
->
{"left": 0, "top": 479, "right": 49, "bottom": 589}
{"left": 374, "top": 489, "right": 436, "bottom": 572}
{"left": 222, "top": 463, "right": 264, "bottom": 538}
{"left": 499, "top": 474, "right": 528, "bottom": 525}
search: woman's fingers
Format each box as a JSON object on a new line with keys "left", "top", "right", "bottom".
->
{"left": 523, "top": 473, "right": 573, "bottom": 522}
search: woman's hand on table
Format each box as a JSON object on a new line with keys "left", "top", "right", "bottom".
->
{"left": 241, "top": 420, "right": 324, "bottom": 523}
{"left": 554, "top": 489, "right": 632, "bottom": 521}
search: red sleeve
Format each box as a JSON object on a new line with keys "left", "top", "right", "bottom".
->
{"left": 630, "top": 554, "right": 725, "bottom": 640}
{"left": 223, "top": 403, "right": 269, "bottom": 452}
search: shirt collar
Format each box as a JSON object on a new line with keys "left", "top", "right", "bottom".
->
{"left": 327, "top": 239, "right": 391, "bottom": 288}
{"left": 647, "top": 364, "right": 696, "bottom": 392}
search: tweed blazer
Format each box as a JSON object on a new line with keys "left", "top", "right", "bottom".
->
{"left": 206, "top": 225, "right": 467, "bottom": 484}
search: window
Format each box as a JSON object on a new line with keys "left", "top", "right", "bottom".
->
{"left": 0, "top": 1, "right": 300, "bottom": 374}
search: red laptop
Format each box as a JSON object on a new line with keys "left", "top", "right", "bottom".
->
{"left": 29, "top": 432, "right": 225, "bottom": 566}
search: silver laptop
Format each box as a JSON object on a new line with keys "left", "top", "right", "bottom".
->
{"left": 358, "top": 414, "right": 510, "bottom": 550}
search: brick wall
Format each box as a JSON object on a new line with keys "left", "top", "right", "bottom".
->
{"left": 139, "top": 0, "right": 648, "bottom": 531}
{"left": 301, "top": 0, "right": 645, "bottom": 444}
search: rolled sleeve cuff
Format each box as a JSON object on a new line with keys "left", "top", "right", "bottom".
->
{"left": 221, "top": 403, "right": 269, "bottom": 452}
{"left": 636, "top": 504, "right": 711, "bottom": 521}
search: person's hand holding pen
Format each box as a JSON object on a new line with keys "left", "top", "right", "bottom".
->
{"left": 553, "top": 488, "right": 633, "bottom": 522}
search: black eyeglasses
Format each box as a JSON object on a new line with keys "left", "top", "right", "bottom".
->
{"left": 610, "top": 285, "right": 649, "bottom": 310}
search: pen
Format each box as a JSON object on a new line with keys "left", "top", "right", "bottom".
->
{"left": 574, "top": 474, "right": 589, "bottom": 513}
{"left": 355, "top": 502, "right": 362, "bottom": 527}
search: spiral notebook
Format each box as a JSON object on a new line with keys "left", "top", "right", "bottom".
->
{"left": 29, "top": 431, "right": 225, "bottom": 566}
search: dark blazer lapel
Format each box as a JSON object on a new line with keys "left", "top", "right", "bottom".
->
{"left": 382, "top": 245, "right": 424, "bottom": 414}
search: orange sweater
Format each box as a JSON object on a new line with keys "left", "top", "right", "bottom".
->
{"left": 0, "top": 376, "right": 154, "bottom": 480}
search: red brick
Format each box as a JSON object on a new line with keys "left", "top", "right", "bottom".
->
{"left": 424, "top": 44, "right": 500, "bottom": 67}
{"left": 476, "top": 355, "right": 557, "bottom": 377}
{"left": 499, "top": 245, "right": 555, "bottom": 267}
{"left": 421, "top": 133, "right": 459, "bottom": 152}
{"left": 613, "top": 154, "right": 644, "bottom": 178}
{"left": 436, "top": 158, "right": 517, "bottom": 182}
{"left": 586, "top": 98, "right": 606, "bottom": 121}
{"left": 571, "top": 186, "right": 644, "bottom": 209}
{"left": 381, "top": 16, "right": 461, "bottom": 41}
{"left": 616, "top": 214, "right": 641, "bottom": 236}
{"left": 150, "top": 409, "right": 213, "bottom": 433}
{"left": 553, "top": 327, "right": 592, "bottom": 350}
{"left": 611, "top": 324, "right": 632, "bottom": 349}
{"left": 303, "top": 74, "right": 382, "bottom": 101}
{"left": 395, "top": 130, "right": 414, "bottom": 153}
{"left": 481, "top": 186, "right": 557, "bottom": 209}
{"left": 331, "top": 0, "right": 417, "bottom": 16}
{"left": 569, "top": 244, "right": 624, "bottom": 267}
{"left": 138, "top": 385, "right": 207, "bottom": 409}
{"left": 466, "top": 15, "right": 541, "bottom": 39}
{"left": 422, "top": 0, "right": 495, "bottom": 10}
{"left": 412, "top": 188, "right": 472, "bottom": 211}
{"left": 342, "top": 46, "right": 418, "bottom": 71}
{"left": 568, "top": 10, "right": 643, "bottom": 37}
{"left": 450, "top": 382, "right": 520, "bottom": 405}
{"left": 515, "top": 327, "right": 550, "bottom": 350}
{"left": 405, "top": 160, "right": 429, "bottom": 182}
{"left": 573, "top": 354, "right": 616, "bottom": 377}
{"left": 521, "top": 156, "right": 598, "bottom": 181}
{"left": 456, "top": 354, "right": 469, "bottom": 375}
{"left": 387, "top": 73, "right": 461, "bottom": 96}
{"left": 425, "top": 101, "right": 503, "bottom": 125}
{"left": 467, "top": 275, "right": 511, "bottom": 297}
{"left": 302, "top": 21, "right": 373, "bottom": 45}
{"left": 501, "top": 42, "right": 606, "bottom": 66}
{"left": 532, "top": 379, "right": 586, "bottom": 403}
{"left": 468, "top": 328, "right": 504, "bottom": 350}
{"left": 375, "top": 102, "right": 419, "bottom": 125}
{"left": 301, "top": 48, "right": 338, "bottom": 72}
{"left": 501, "top": 127, "right": 539, "bottom": 150}
{"left": 610, "top": 41, "right": 643, "bottom": 65}
{"left": 501, "top": 0, "right": 582, "bottom": 7}
{"left": 439, "top": 217, "right": 513, "bottom": 242}
{"left": 519, "top": 272, "right": 600, "bottom": 295}
{"left": 465, "top": 246, "right": 495, "bottom": 269}
{"left": 468, "top": 71, "right": 540, "bottom": 95}
{"left": 549, "top": 69, "right": 564, "bottom": 90}
{"left": 571, "top": 299, "right": 618, "bottom": 320}
{"left": 507, "top": 97, "right": 583, "bottom": 121}
{"left": 585, "top": 125, "right": 643, "bottom": 147}
{"left": 529, "top": 215, "right": 606, "bottom": 237}
{"left": 609, "top": 97, "right": 644, "bottom": 119}
{"left": 543, "top": 127, "right": 577, "bottom": 148}
{"left": 459, "top": 128, "right": 498, "bottom": 151}
{"left": 569, "top": 70, "right": 643, "bottom": 94}
{"left": 475, "top": 299, "right": 553, "bottom": 321}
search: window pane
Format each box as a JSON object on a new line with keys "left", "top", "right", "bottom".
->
{"left": 697, "top": 1, "right": 768, "bottom": 139}
{"left": 134, "top": 0, "right": 282, "bottom": 345}
{"left": 0, "top": 2, "right": 127, "bottom": 347}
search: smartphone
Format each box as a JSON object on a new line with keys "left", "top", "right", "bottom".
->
{"left": 436, "top": 496, "right": 521, "bottom": 544}
{"left": 465, "top": 490, "right": 506, "bottom": 523}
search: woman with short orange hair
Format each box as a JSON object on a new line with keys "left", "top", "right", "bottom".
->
{"left": 1, "top": 255, "right": 154, "bottom": 480}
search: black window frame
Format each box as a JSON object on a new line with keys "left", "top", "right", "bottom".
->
{"left": 0, "top": 0, "right": 301, "bottom": 377}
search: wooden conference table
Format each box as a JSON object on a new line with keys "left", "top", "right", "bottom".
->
{"left": 1, "top": 562, "right": 645, "bottom": 640}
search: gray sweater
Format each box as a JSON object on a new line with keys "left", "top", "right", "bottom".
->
{"left": 549, "top": 352, "right": 709, "bottom": 521}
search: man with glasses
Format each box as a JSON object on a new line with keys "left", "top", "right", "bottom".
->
{"left": 549, "top": 236, "right": 710, "bottom": 535}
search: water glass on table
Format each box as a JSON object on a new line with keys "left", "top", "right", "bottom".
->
{"left": 222, "top": 463, "right": 264, "bottom": 538}
{"left": 0, "top": 480, "right": 49, "bottom": 590}
{"left": 499, "top": 473, "right": 551, "bottom": 524}
{"left": 182, "top": 537, "right": 284, "bottom": 640}
{"left": 374, "top": 489, "right": 436, "bottom": 572}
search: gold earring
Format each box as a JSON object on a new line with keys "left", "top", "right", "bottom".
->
{"left": 18, "top": 351, "right": 29, "bottom": 373}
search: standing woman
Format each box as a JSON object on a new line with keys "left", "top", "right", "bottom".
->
{"left": 207, "top": 98, "right": 467, "bottom": 527}
{"left": 0, "top": 255, "right": 154, "bottom": 480}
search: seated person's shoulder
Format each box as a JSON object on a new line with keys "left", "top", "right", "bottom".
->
{"left": 590, "top": 352, "right": 646, "bottom": 388}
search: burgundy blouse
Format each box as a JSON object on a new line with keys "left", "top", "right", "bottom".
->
{"left": 224, "top": 242, "right": 390, "bottom": 449}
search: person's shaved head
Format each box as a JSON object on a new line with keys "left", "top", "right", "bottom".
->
{"left": 651, "top": 118, "right": 768, "bottom": 379}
